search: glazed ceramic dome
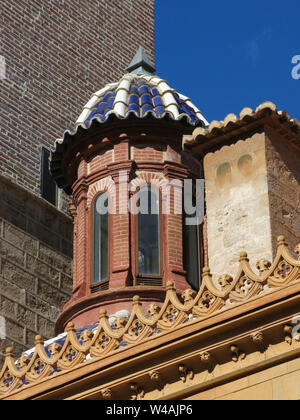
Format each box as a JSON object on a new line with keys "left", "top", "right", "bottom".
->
{"left": 50, "top": 47, "right": 208, "bottom": 192}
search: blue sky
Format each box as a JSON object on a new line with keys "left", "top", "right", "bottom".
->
{"left": 155, "top": 0, "right": 300, "bottom": 123}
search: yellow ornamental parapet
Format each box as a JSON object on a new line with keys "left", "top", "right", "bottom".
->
{"left": 1, "top": 236, "right": 300, "bottom": 398}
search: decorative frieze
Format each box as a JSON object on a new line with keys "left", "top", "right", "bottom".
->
{"left": 129, "top": 382, "right": 145, "bottom": 400}
{"left": 1, "top": 237, "right": 300, "bottom": 398}
{"left": 283, "top": 325, "right": 293, "bottom": 345}
{"left": 148, "top": 370, "right": 164, "bottom": 391}
{"left": 199, "top": 351, "right": 212, "bottom": 364}
{"left": 251, "top": 331, "right": 265, "bottom": 347}
{"left": 100, "top": 388, "right": 113, "bottom": 400}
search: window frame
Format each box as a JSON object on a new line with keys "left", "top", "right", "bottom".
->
{"left": 183, "top": 201, "right": 204, "bottom": 291}
{"left": 90, "top": 191, "right": 111, "bottom": 291}
{"left": 134, "top": 185, "right": 163, "bottom": 284}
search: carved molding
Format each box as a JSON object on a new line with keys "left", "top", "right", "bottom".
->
{"left": 283, "top": 325, "right": 293, "bottom": 345}
{"left": 199, "top": 351, "right": 212, "bottom": 364}
{"left": 100, "top": 388, "right": 113, "bottom": 400}
{"left": 230, "top": 345, "right": 246, "bottom": 363}
{"left": 129, "top": 382, "right": 145, "bottom": 400}
{"left": 251, "top": 331, "right": 265, "bottom": 349}
{"left": 148, "top": 370, "right": 164, "bottom": 391}
{"left": 178, "top": 364, "right": 194, "bottom": 383}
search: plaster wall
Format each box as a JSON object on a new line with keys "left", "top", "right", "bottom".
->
{"left": 204, "top": 132, "right": 273, "bottom": 279}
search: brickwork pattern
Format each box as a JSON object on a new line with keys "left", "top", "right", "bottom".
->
{"left": 132, "top": 144, "right": 164, "bottom": 163}
{"left": 0, "top": 0, "right": 155, "bottom": 195}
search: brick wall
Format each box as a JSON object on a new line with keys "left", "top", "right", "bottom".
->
{"left": 54, "top": 122, "right": 197, "bottom": 329}
{"left": 0, "top": 0, "right": 154, "bottom": 364}
{"left": 0, "top": 0, "right": 155, "bottom": 195}
{"left": 132, "top": 144, "right": 165, "bottom": 163}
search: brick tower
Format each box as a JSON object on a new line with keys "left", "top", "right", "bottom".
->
{"left": 51, "top": 48, "right": 208, "bottom": 331}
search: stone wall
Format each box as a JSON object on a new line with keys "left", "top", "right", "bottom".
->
{"left": 187, "top": 357, "right": 300, "bottom": 400}
{"left": 204, "top": 131, "right": 273, "bottom": 279}
{"left": 203, "top": 128, "right": 300, "bottom": 280}
{"left": 265, "top": 129, "right": 300, "bottom": 254}
{"left": 0, "top": 175, "right": 73, "bottom": 365}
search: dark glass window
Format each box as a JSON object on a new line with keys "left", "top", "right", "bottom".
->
{"left": 93, "top": 193, "right": 109, "bottom": 284}
{"left": 137, "top": 186, "right": 160, "bottom": 276}
{"left": 183, "top": 208, "right": 202, "bottom": 290}
{"left": 40, "top": 147, "right": 57, "bottom": 205}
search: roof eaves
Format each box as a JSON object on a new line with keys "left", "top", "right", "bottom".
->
{"left": 183, "top": 101, "right": 300, "bottom": 153}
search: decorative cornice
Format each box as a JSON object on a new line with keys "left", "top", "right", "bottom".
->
{"left": 183, "top": 101, "right": 300, "bottom": 156}
{"left": 1, "top": 235, "right": 300, "bottom": 398}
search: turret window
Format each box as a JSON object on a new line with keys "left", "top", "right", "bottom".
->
{"left": 93, "top": 193, "right": 109, "bottom": 285}
{"left": 183, "top": 205, "right": 203, "bottom": 290}
{"left": 135, "top": 186, "right": 161, "bottom": 280}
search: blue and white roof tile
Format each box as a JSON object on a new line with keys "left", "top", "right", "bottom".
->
{"left": 19, "top": 310, "right": 131, "bottom": 362}
{"left": 75, "top": 73, "right": 208, "bottom": 129}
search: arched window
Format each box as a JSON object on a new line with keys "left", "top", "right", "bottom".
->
{"left": 92, "top": 192, "right": 109, "bottom": 285}
{"left": 183, "top": 204, "right": 203, "bottom": 290}
{"left": 136, "top": 186, "right": 161, "bottom": 278}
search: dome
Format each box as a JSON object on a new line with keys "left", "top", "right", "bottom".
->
{"left": 50, "top": 47, "right": 208, "bottom": 192}
{"left": 55, "top": 46, "right": 208, "bottom": 143}
{"left": 75, "top": 73, "right": 208, "bottom": 129}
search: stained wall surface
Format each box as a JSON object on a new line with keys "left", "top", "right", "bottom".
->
{"left": 204, "top": 132, "right": 273, "bottom": 278}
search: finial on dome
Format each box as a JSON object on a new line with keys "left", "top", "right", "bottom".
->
{"left": 126, "top": 46, "right": 156, "bottom": 75}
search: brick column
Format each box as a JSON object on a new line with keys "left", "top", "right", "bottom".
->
{"left": 72, "top": 174, "right": 89, "bottom": 298}
{"left": 108, "top": 139, "right": 133, "bottom": 288}
{"left": 163, "top": 163, "right": 190, "bottom": 290}
{"left": 69, "top": 202, "right": 78, "bottom": 292}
